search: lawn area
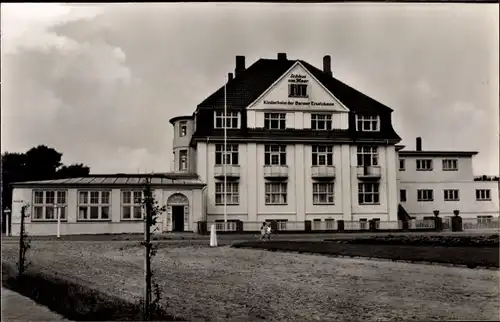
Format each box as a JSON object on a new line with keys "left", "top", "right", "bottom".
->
{"left": 2, "top": 241, "right": 500, "bottom": 321}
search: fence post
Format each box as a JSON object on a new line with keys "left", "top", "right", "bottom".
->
{"left": 337, "top": 220, "right": 345, "bottom": 232}
{"left": 433, "top": 210, "right": 443, "bottom": 231}
{"left": 236, "top": 220, "right": 243, "bottom": 233}
{"left": 451, "top": 210, "right": 463, "bottom": 232}
{"left": 197, "top": 221, "right": 208, "bottom": 235}
{"left": 304, "top": 220, "right": 312, "bottom": 232}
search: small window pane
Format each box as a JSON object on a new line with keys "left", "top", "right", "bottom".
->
{"left": 123, "top": 206, "right": 131, "bottom": 219}
{"left": 101, "top": 206, "right": 110, "bottom": 219}
{"left": 90, "top": 206, "right": 99, "bottom": 219}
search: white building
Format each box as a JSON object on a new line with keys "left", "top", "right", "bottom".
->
{"left": 397, "top": 137, "right": 499, "bottom": 223}
{"left": 9, "top": 53, "right": 499, "bottom": 235}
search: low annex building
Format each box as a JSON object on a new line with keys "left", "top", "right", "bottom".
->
{"left": 10, "top": 174, "right": 205, "bottom": 235}
{"left": 9, "top": 53, "right": 499, "bottom": 235}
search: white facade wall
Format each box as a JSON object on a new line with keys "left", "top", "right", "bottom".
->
{"left": 398, "top": 155, "right": 474, "bottom": 182}
{"left": 399, "top": 181, "right": 499, "bottom": 219}
{"left": 197, "top": 142, "right": 396, "bottom": 222}
{"left": 10, "top": 186, "right": 204, "bottom": 236}
{"left": 246, "top": 110, "right": 349, "bottom": 130}
{"left": 398, "top": 155, "right": 499, "bottom": 219}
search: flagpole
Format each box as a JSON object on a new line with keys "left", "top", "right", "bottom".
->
{"left": 223, "top": 75, "right": 228, "bottom": 230}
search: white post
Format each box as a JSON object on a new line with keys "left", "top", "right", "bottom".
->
{"left": 210, "top": 224, "right": 218, "bottom": 247}
{"left": 4, "top": 208, "right": 11, "bottom": 236}
{"left": 223, "top": 75, "right": 228, "bottom": 231}
{"left": 56, "top": 204, "right": 61, "bottom": 239}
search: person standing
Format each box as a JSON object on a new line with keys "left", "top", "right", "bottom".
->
{"left": 266, "top": 223, "right": 272, "bottom": 240}
{"left": 260, "top": 222, "right": 267, "bottom": 240}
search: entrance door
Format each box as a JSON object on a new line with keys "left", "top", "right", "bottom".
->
{"left": 172, "top": 206, "right": 185, "bottom": 232}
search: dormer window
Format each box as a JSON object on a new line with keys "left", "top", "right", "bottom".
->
{"left": 179, "top": 121, "right": 187, "bottom": 137}
{"left": 288, "top": 84, "right": 308, "bottom": 98}
{"left": 356, "top": 115, "right": 380, "bottom": 132}
{"left": 214, "top": 111, "right": 239, "bottom": 129}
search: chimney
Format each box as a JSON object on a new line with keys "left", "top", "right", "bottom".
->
{"left": 416, "top": 137, "right": 422, "bottom": 151}
{"left": 235, "top": 56, "right": 246, "bottom": 78}
{"left": 228, "top": 72, "right": 233, "bottom": 82}
{"left": 323, "top": 55, "right": 332, "bottom": 76}
{"left": 277, "top": 53, "right": 287, "bottom": 61}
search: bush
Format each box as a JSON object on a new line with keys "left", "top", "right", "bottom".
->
{"left": 1, "top": 263, "right": 182, "bottom": 321}
{"left": 325, "top": 234, "right": 499, "bottom": 248}
{"left": 232, "top": 240, "right": 499, "bottom": 268}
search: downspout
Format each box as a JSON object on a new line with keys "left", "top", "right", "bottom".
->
{"left": 205, "top": 136, "right": 210, "bottom": 221}
{"left": 202, "top": 186, "right": 208, "bottom": 221}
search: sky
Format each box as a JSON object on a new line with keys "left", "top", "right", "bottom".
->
{"left": 1, "top": 3, "right": 498, "bottom": 175}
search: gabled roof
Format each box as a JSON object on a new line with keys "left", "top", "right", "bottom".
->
{"left": 11, "top": 173, "right": 206, "bottom": 188}
{"left": 197, "top": 58, "right": 393, "bottom": 113}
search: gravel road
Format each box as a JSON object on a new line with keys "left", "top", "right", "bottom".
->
{"left": 2, "top": 242, "right": 499, "bottom": 321}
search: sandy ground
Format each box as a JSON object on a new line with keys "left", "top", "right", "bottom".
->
{"left": 2, "top": 242, "right": 499, "bottom": 321}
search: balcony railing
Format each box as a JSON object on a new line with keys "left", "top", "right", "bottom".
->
{"left": 214, "top": 165, "right": 240, "bottom": 179}
{"left": 356, "top": 166, "right": 382, "bottom": 180}
{"left": 263, "top": 165, "right": 289, "bottom": 179}
{"left": 311, "top": 166, "right": 336, "bottom": 179}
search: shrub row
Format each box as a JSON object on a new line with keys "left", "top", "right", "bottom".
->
{"left": 232, "top": 240, "right": 499, "bottom": 268}
{"left": 325, "top": 234, "right": 499, "bottom": 248}
{"left": 1, "top": 263, "right": 182, "bottom": 321}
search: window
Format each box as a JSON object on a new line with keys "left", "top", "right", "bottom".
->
{"left": 312, "top": 145, "right": 333, "bottom": 166}
{"left": 265, "top": 183, "right": 287, "bottom": 205}
{"left": 400, "top": 189, "right": 407, "bottom": 202}
{"left": 121, "top": 190, "right": 144, "bottom": 220}
{"left": 179, "top": 121, "right": 187, "bottom": 137}
{"left": 399, "top": 159, "right": 405, "bottom": 171}
{"left": 215, "top": 144, "right": 239, "bottom": 165}
{"left": 444, "top": 189, "right": 459, "bottom": 201}
{"left": 32, "top": 190, "right": 67, "bottom": 221}
{"left": 325, "top": 218, "right": 335, "bottom": 229}
{"left": 78, "top": 190, "right": 111, "bottom": 220}
{"left": 476, "top": 189, "right": 491, "bottom": 201}
{"left": 359, "top": 218, "right": 368, "bottom": 230}
{"left": 179, "top": 150, "right": 188, "bottom": 171}
{"left": 356, "top": 115, "right": 380, "bottom": 132}
{"left": 313, "top": 219, "right": 322, "bottom": 230}
{"left": 313, "top": 183, "right": 334, "bottom": 204}
{"left": 215, "top": 182, "right": 239, "bottom": 205}
{"left": 417, "top": 189, "right": 434, "bottom": 201}
{"left": 442, "top": 159, "right": 458, "bottom": 171}
{"left": 264, "top": 145, "right": 287, "bottom": 165}
{"left": 288, "top": 84, "right": 308, "bottom": 98}
{"left": 264, "top": 113, "right": 286, "bottom": 130}
{"left": 416, "top": 159, "right": 433, "bottom": 171}
{"left": 214, "top": 111, "right": 239, "bottom": 129}
{"left": 358, "top": 183, "right": 380, "bottom": 205}
{"left": 477, "top": 215, "right": 493, "bottom": 225}
{"left": 311, "top": 114, "right": 332, "bottom": 130}
{"left": 357, "top": 146, "right": 378, "bottom": 166}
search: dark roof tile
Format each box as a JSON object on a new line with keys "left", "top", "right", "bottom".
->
{"left": 197, "top": 58, "right": 393, "bottom": 113}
